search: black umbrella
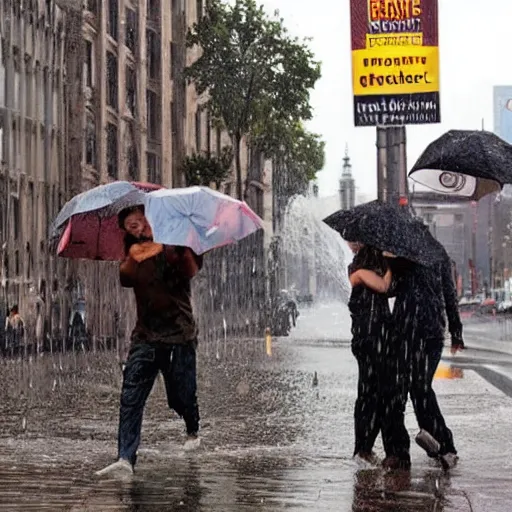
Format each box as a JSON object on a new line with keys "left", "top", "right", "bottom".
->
{"left": 323, "top": 201, "right": 446, "bottom": 267}
{"left": 409, "top": 130, "right": 512, "bottom": 200}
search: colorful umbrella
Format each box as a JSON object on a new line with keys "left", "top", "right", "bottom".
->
{"left": 53, "top": 184, "right": 263, "bottom": 260}
{"left": 144, "top": 187, "right": 264, "bottom": 255}
{"left": 50, "top": 181, "right": 162, "bottom": 261}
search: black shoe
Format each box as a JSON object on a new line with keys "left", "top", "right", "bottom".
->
{"left": 415, "top": 429, "right": 440, "bottom": 458}
{"left": 440, "top": 452, "right": 458, "bottom": 470}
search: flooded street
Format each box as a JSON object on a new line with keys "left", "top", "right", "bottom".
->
{"left": 1, "top": 307, "right": 512, "bottom": 510}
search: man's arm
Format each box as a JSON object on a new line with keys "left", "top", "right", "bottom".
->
{"left": 440, "top": 257, "right": 464, "bottom": 349}
{"left": 119, "top": 256, "right": 138, "bottom": 288}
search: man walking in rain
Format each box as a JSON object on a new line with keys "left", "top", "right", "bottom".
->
{"left": 96, "top": 206, "right": 203, "bottom": 478}
{"left": 390, "top": 250, "right": 464, "bottom": 470}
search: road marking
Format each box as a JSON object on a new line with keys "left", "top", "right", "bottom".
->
{"left": 472, "top": 365, "right": 512, "bottom": 399}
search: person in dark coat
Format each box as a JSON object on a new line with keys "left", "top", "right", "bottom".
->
{"left": 389, "top": 252, "right": 464, "bottom": 470}
{"left": 348, "top": 243, "right": 410, "bottom": 470}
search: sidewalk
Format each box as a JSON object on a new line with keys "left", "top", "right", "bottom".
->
{"left": 0, "top": 339, "right": 511, "bottom": 510}
{"left": 425, "top": 361, "right": 512, "bottom": 511}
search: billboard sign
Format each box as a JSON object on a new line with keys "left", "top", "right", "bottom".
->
{"left": 350, "top": 0, "right": 441, "bottom": 127}
{"left": 493, "top": 86, "right": 512, "bottom": 144}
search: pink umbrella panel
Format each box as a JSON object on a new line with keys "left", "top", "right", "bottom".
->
{"left": 57, "top": 213, "right": 127, "bottom": 261}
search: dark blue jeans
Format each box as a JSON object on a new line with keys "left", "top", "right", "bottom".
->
{"left": 410, "top": 339, "right": 456, "bottom": 455}
{"left": 118, "top": 342, "right": 200, "bottom": 466}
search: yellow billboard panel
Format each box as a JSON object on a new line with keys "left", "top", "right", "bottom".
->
{"left": 352, "top": 46, "right": 439, "bottom": 96}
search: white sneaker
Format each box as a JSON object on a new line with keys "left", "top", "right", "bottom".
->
{"left": 184, "top": 435, "right": 201, "bottom": 452}
{"left": 95, "top": 458, "right": 134, "bottom": 478}
{"left": 415, "top": 429, "right": 441, "bottom": 457}
{"left": 440, "top": 453, "right": 459, "bottom": 470}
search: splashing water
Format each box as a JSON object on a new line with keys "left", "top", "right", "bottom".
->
{"left": 279, "top": 194, "right": 353, "bottom": 341}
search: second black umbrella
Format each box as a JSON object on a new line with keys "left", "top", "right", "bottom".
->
{"left": 409, "top": 130, "right": 512, "bottom": 200}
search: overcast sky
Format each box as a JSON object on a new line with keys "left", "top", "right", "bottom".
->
{"left": 260, "top": 0, "right": 512, "bottom": 199}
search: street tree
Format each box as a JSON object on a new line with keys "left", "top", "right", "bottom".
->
{"left": 181, "top": 146, "right": 234, "bottom": 188}
{"left": 185, "top": 0, "right": 321, "bottom": 199}
{"left": 253, "top": 118, "right": 325, "bottom": 196}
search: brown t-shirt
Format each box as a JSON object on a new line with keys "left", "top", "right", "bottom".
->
{"left": 121, "top": 248, "right": 200, "bottom": 346}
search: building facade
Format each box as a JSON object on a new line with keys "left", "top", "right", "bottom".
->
{"left": 492, "top": 86, "right": 512, "bottom": 293}
{"left": 0, "top": 0, "right": 72, "bottom": 343}
{"left": 83, "top": 0, "right": 205, "bottom": 189}
{"left": 79, "top": 0, "right": 270, "bottom": 344}
{"left": 0, "top": 0, "right": 272, "bottom": 350}
{"left": 411, "top": 192, "right": 492, "bottom": 296}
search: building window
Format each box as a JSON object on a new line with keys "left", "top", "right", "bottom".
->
{"left": 106, "top": 123, "right": 118, "bottom": 179}
{"left": 206, "top": 109, "right": 212, "bottom": 153}
{"left": 125, "top": 66, "right": 136, "bottom": 115}
{"left": 148, "top": 0, "right": 159, "bottom": 21}
{"left": 146, "top": 90, "right": 160, "bottom": 141}
{"left": 86, "top": 0, "right": 98, "bottom": 14}
{"left": 216, "top": 126, "right": 221, "bottom": 155}
{"left": 107, "top": 0, "right": 118, "bottom": 40}
{"left": 0, "top": 113, "right": 5, "bottom": 164}
{"left": 0, "top": 53, "right": 4, "bottom": 109}
{"left": 125, "top": 123, "right": 138, "bottom": 180}
{"left": 106, "top": 51, "right": 118, "bottom": 109}
{"left": 197, "top": 0, "right": 203, "bottom": 19}
{"left": 127, "top": 146, "right": 138, "bottom": 181}
{"left": 195, "top": 109, "right": 202, "bottom": 151}
{"left": 146, "top": 30, "right": 160, "bottom": 80}
{"left": 25, "top": 66, "right": 34, "bottom": 120}
{"left": 170, "top": 41, "right": 177, "bottom": 81}
{"left": 12, "top": 196, "right": 20, "bottom": 240}
{"left": 147, "top": 151, "right": 161, "bottom": 184}
{"left": 84, "top": 39, "right": 93, "bottom": 88}
{"left": 125, "top": 8, "right": 137, "bottom": 55}
{"left": 85, "top": 115, "right": 97, "bottom": 167}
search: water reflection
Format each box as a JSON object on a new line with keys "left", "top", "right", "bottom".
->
{"left": 352, "top": 468, "right": 450, "bottom": 511}
{"left": 108, "top": 459, "right": 203, "bottom": 511}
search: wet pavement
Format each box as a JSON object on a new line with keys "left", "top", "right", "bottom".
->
{"left": 1, "top": 314, "right": 512, "bottom": 510}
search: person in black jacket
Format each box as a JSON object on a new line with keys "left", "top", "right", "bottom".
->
{"left": 389, "top": 252, "right": 464, "bottom": 470}
{"left": 348, "top": 244, "right": 410, "bottom": 470}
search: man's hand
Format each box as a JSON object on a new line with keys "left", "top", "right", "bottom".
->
{"left": 129, "top": 242, "right": 163, "bottom": 262}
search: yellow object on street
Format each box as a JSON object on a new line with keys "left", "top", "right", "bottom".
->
{"left": 434, "top": 363, "right": 464, "bottom": 380}
{"left": 265, "top": 327, "right": 272, "bottom": 357}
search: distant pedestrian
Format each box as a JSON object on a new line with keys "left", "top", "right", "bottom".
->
{"left": 5, "top": 305, "right": 24, "bottom": 357}
{"left": 96, "top": 206, "right": 203, "bottom": 478}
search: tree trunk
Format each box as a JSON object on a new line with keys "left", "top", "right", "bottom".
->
{"left": 233, "top": 134, "right": 243, "bottom": 200}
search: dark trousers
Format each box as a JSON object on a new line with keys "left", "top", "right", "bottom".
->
{"left": 118, "top": 342, "right": 200, "bottom": 466}
{"left": 352, "top": 337, "right": 410, "bottom": 461}
{"left": 409, "top": 338, "right": 456, "bottom": 455}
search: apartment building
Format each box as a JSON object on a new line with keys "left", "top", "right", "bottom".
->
{"left": 0, "top": 0, "right": 272, "bottom": 347}
{"left": 81, "top": 0, "right": 241, "bottom": 191}
{"left": 0, "top": 0, "right": 71, "bottom": 338}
